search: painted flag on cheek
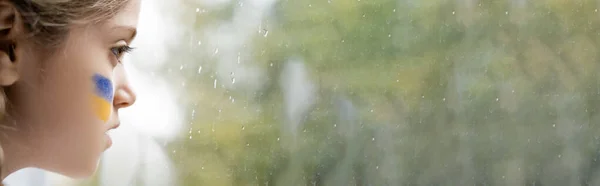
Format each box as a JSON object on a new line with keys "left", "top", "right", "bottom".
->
{"left": 92, "top": 74, "right": 113, "bottom": 122}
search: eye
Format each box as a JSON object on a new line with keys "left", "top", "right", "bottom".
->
{"left": 111, "top": 45, "right": 134, "bottom": 62}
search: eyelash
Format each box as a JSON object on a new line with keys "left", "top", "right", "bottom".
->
{"left": 111, "top": 45, "right": 134, "bottom": 62}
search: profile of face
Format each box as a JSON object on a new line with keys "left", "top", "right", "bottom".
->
{"left": 0, "top": 0, "right": 140, "bottom": 179}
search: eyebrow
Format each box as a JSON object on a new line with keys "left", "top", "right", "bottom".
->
{"left": 112, "top": 26, "right": 137, "bottom": 44}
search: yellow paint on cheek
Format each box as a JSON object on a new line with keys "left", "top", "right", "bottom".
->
{"left": 91, "top": 95, "right": 112, "bottom": 122}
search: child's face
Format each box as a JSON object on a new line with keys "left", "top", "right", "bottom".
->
{"left": 6, "top": 0, "right": 140, "bottom": 178}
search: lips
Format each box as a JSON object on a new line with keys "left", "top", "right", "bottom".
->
{"left": 108, "top": 122, "right": 121, "bottom": 131}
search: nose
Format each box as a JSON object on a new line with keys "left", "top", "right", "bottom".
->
{"left": 114, "top": 84, "right": 136, "bottom": 109}
{"left": 113, "top": 66, "right": 137, "bottom": 109}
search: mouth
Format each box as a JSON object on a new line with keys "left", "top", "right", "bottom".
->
{"left": 108, "top": 122, "right": 121, "bottom": 131}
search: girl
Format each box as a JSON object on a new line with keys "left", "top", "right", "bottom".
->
{"left": 0, "top": 0, "right": 139, "bottom": 182}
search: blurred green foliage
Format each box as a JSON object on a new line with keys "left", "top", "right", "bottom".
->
{"left": 167, "top": 0, "right": 600, "bottom": 185}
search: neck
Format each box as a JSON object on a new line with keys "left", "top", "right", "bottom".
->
{"left": 0, "top": 124, "right": 36, "bottom": 181}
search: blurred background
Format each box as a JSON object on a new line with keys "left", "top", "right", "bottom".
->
{"left": 7, "top": 0, "right": 600, "bottom": 185}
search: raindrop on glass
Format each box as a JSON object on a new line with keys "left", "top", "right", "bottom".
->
{"left": 179, "top": 65, "right": 184, "bottom": 70}
{"left": 277, "top": 138, "right": 280, "bottom": 141}
{"left": 263, "top": 30, "right": 269, "bottom": 37}
{"left": 505, "top": 11, "right": 508, "bottom": 15}
{"left": 452, "top": 11, "right": 455, "bottom": 15}
{"left": 442, "top": 98, "right": 446, "bottom": 101}
{"left": 214, "top": 48, "right": 219, "bottom": 54}
{"left": 393, "top": 9, "right": 396, "bottom": 12}
{"left": 232, "top": 78, "right": 236, "bottom": 84}
{"left": 372, "top": 137, "right": 375, "bottom": 141}
{"left": 197, "top": 41, "right": 202, "bottom": 45}
{"left": 198, "top": 66, "right": 202, "bottom": 74}
{"left": 496, "top": 98, "right": 499, "bottom": 101}
{"left": 242, "top": 126, "right": 245, "bottom": 130}
{"left": 388, "top": 34, "right": 392, "bottom": 38}
{"left": 189, "top": 135, "right": 193, "bottom": 139}
{"left": 214, "top": 79, "right": 218, "bottom": 89}
{"left": 552, "top": 124, "right": 556, "bottom": 128}
{"left": 195, "top": 8, "right": 200, "bottom": 12}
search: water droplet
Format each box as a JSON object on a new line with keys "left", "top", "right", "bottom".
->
{"left": 232, "top": 78, "right": 236, "bottom": 84}
{"left": 396, "top": 79, "right": 399, "bottom": 82}
{"left": 595, "top": 9, "right": 598, "bottom": 12}
{"left": 496, "top": 98, "right": 499, "bottom": 101}
{"left": 388, "top": 34, "right": 392, "bottom": 37}
{"left": 512, "top": 90, "right": 515, "bottom": 93}
{"left": 237, "top": 54, "right": 241, "bottom": 64}
{"left": 370, "top": 109, "right": 374, "bottom": 112}
{"left": 376, "top": 166, "right": 379, "bottom": 170}
{"left": 270, "top": 63, "right": 273, "bottom": 67}
{"left": 197, "top": 130, "right": 201, "bottom": 134}
{"left": 308, "top": 4, "right": 312, "bottom": 7}
{"left": 214, "top": 79, "right": 218, "bottom": 89}
{"left": 246, "top": 143, "right": 250, "bottom": 146}
{"left": 214, "top": 48, "right": 219, "bottom": 54}
{"left": 242, "top": 126, "right": 245, "bottom": 130}
{"left": 172, "top": 150, "right": 177, "bottom": 153}
{"left": 452, "top": 11, "right": 455, "bottom": 15}
{"left": 442, "top": 98, "right": 446, "bottom": 101}
{"left": 232, "top": 98, "right": 235, "bottom": 103}
{"left": 553, "top": 124, "right": 556, "bottom": 128}
{"left": 372, "top": 137, "right": 375, "bottom": 141}
{"left": 189, "top": 135, "right": 193, "bottom": 139}
{"left": 198, "top": 66, "right": 202, "bottom": 74}
{"left": 393, "top": 9, "right": 396, "bottom": 12}
{"left": 341, "top": 39, "right": 345, "bottom": 43}
{"left": 195, "top": 8, "right": 200, "bottom": 12}
{"left": 558, "top": 154, "right": 562, "bottom": 158}
{"left": 334, "top": 124, "right": 337, "bottom": 127}
{"left": 197, "top": 41, "right": 202, "bottom": 45}
{"left": 505, "top": 11, "right": 508, "bottom": 15}
{"left": 277, "top": 138, "right": 280, "bottom": 141}
{"left": 201, "top": 167, "right": 205, "bottom": 170}
{"left": 422, "top": 95, "right": 425, "bottom": 99}
{"left": 263, "top": 30, "right": 269, "bottom": 37}
{"left": 179, "top": 65, "right": 184, "bottom": 70}
{"left": 362, "top": 14, "right": 366, "bottom": 18}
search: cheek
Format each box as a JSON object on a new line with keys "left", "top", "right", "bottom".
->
{"left": 91, "top": 74, "right": 114, "bottom": 122}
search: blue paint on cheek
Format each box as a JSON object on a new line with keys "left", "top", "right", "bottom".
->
{"left": 93, "top": 74, "right": 113, "bottom": 101}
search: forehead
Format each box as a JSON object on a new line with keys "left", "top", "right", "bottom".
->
{"left": 105, "top": 0, "right": 141, "bottom": 28}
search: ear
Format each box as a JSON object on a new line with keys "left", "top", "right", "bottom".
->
{"left": 0, "top": 1, "right": 23, "bottom": 86}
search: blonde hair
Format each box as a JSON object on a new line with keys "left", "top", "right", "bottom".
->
{"left": 0, "top": 0, "right": 129, "bottom": 183}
